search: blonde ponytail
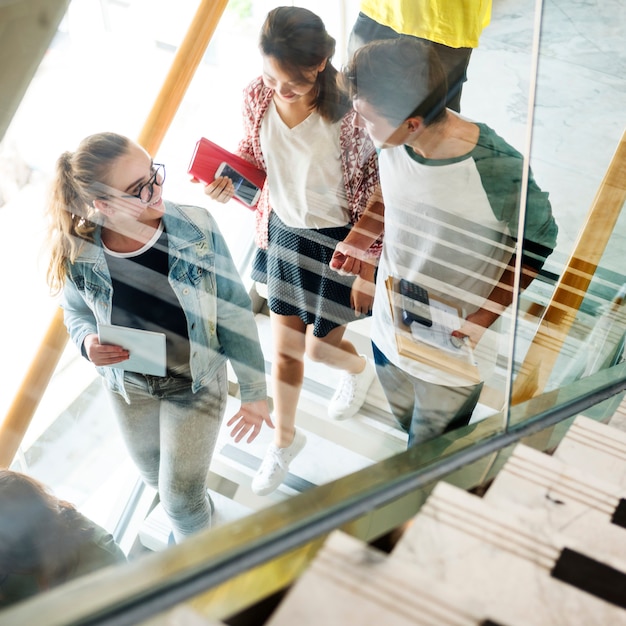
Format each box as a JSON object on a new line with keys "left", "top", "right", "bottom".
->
{"left": 45, "top": 133, "right": 129, "bottom": 294}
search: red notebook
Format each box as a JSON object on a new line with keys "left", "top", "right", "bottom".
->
{"left": 187, "top": 137, "right": 266, "bottom": 209}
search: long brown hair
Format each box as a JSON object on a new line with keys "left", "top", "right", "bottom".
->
{"left": 260, "top": 6, "right": 350, "bottom": 122}
{"left": 45, "top": 132, "right": 130, "bottom": 295}
{"left": 0, "top": 470, "right": 90, "bottom": 591}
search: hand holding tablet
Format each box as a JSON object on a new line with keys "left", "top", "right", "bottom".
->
{"left": 97, "top": 324, "right": 166, "bottom": 376}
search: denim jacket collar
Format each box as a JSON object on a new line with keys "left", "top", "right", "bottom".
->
{"left": 75, "top": 201, "right": 204, "bottom": 263}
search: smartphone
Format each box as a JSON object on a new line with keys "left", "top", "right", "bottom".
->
{"left": 399, "top": 278, "right": 433, "bottom": 327}
{"left": 215, "top": 162, "right": 261, "bottom": 208}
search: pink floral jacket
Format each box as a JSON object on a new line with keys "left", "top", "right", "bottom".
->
{"left": 236, "top": 77, "right": 382, "bottom": 256}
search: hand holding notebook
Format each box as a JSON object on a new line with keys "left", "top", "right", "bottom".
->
{"left": 188, "top": 137, "right": 266, "bottom": 209}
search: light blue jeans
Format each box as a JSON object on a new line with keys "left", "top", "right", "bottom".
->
{"left": 105, "top": 365, "right": 227, "bottom": 542}
{"left": 372, "top": 343, "right": 482, "bottom": 447}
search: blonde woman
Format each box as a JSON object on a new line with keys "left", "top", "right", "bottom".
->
{"left": 46, "top": 132, "right": 272, "bottom": 542}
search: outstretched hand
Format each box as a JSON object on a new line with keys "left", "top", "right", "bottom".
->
{"left": 227, "top": 399, "right": 274, "bottom": 443}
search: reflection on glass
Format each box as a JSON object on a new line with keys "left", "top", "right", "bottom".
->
{"left": 0, "top": 470, "right": 125, "bottom": 609}
{"left": 511, "top": 1, "right": 626, "bottom": 414}
{"left": 1, "top": 0, "right": 625, "bottom": 619}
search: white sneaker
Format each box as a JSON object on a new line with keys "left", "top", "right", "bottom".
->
{"left": 328, "top": 356, "right": 375, "bottom": 420}
{"left": 251, "top": 429, "right": 307, "bottom": 496}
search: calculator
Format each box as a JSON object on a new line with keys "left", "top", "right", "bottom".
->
{"left": 399, "top": 279, "right": 433, "bottom": 327}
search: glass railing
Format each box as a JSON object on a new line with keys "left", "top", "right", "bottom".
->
{"left": 1, "top": 0, "right": 625, "bottom": 622}
{"left": 2, "top": 363, "right": 626, "bottom": 625}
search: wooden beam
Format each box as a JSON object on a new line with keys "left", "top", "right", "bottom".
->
{"left": 0, "top": 308, "right": 68, "bottom": 467}
{"left": 137, "top": 0, "right": 230, "bottom": 156}
{"left": 512, "top": 129, "right": 626, "bottom": 404}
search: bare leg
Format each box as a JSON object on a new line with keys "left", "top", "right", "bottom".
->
{"left": 270, "top": 311, "right": 306, "bottom": 448}
{"left": 305, "top": 324, "right": 367, "bottom": 375}
{"left": 310, "top": 326, "right": 376, "bottom": 421}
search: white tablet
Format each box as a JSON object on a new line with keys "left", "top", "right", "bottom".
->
{"left": 97, "top": 324, "right": 167, "bottom": 377}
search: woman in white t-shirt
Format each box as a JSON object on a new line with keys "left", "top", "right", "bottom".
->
{"left": 204, "top": 7, "right": 381, "bottom": 496}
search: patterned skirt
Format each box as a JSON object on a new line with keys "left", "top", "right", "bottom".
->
{"left": 251, "top": 211, "right": 359, "bottom": 338}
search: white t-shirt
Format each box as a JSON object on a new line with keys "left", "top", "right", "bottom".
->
{"left": 372, "top": 142, "right": 514, "bottom": 386}
{"left": 259, "top": 102, "right": 349, "bottom": 229}
{"left": 372, "top": 123, "right": 556, "bottom": 388}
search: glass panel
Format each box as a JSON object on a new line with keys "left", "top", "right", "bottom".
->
{"left": 0, "top": 0, "right": 538, "bottom": 614}
{"left": 511, "top": 0, "right": 626, "bottom": 416}
{"left": 7, "top": 0, "right": 624, "bottom": 620}
{"left": 454, "top": 0, "right": 541, "bottom": 432}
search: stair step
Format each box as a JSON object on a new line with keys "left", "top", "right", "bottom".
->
{"left": 554, "top": 416, "right": 626, "bottom": 488}
{"left": 266, "top": 530, "right": 512, "bottom": 626}
{"left": 391, "top": 482, "right": 626, "bottom": 624}
{"left": 138, "top": 490, "right": 253, "bottom": 552}
{"left": 294, "top": 389, "right": 407, "bottom": 460}
{"left": 484, "top": 443, "right": 626, "bottom": 560}
{"left": 210, "top": 413, "right": 374, "bottom": 507}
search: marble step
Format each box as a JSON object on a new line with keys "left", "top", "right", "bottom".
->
{"left": 290, "top": 387, "right": 407, "bottom": 460}
{"left": 138, "top": 489, "right": 253, "bottom": 552}
{"left": 554, "top": 415, "right": 626, "bottom": 488}
{"left": 210, "top": 411, "right": 375, "bottom": 510}
{"left": 483, "top": 443, "right": 626, "bottom": 560}
{"left": 391, "top": 482, "right": 626, "bottom": 625}
{"left": 266, "top": 530, "right": 518, "bottom": 626}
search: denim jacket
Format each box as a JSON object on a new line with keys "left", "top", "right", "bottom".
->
{"left": 61, "top": 201, "right": 267, "bottom": 404}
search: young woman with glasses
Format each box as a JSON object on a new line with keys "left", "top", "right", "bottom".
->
{"left": 203, "top": 7, "right": 382, "bottom": 496}
{"left": 46, "top": 132, "right": 272, "bottom": 543}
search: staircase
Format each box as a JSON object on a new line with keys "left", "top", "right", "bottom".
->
{"left": 132, "top": 286, "right": 530, "bottom": 551}
{"left": 19, "top": 283, "right": 503, "bottom": 553}
{"left": 258, "top": 413, "right": 626, "bottom": 626}
{"left": 11, "top": 293, "right": 626, "bottom": 624}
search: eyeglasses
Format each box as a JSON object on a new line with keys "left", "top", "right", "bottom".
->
{"left": 122, "top": 163, "right": 166, "bottom": 204}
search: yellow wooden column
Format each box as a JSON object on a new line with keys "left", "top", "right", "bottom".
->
{"left": 0, "top": 0, "right": 229, "bottom": 468}
{"left": 511, "top": 129, "right": 626, "bottom": 404}
{"left": 137, "top": 0, "right": 229, "bottom": 155}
